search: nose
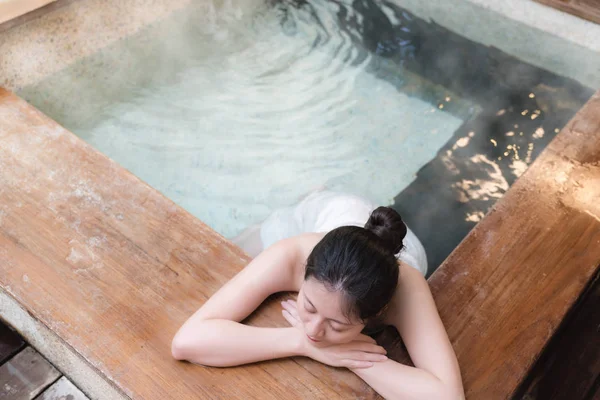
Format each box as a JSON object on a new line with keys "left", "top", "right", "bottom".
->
{"left": 305, "top": 317, "right": 326, "bottom": 339}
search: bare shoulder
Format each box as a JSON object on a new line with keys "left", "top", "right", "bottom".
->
{"left": 397, "top": 261, "right": 431, "bottom": 296}
{"left": 383, "top": 261, "right": 429, "bottom": 325}
{"left": 287, "top": 232, "right": 326, "bottom": 288}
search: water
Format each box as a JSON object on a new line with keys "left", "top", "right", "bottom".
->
{"left": 19, "top": 0, "right": 471, "bottom": 238}
{"left": 19, "top": 0, "right": 596, "bottom": 270}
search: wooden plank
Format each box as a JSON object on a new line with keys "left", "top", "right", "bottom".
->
{"left": 0, "top": 347, "right": 60, "bottom": 400}
{"left": 1, "top": 84, "right": 599, "bottom": 399}
{"left": 374, "top": 89, "right": 600, "bottom": 398}
{"left": 0, "top": 0, "right": 56, "bottom": 26}
{"left": 0, "top": 321, "right": 25, "bottom": 365}
{"left": 35, "top": 377, "right": 89, "bottom": 400}
{"left": 0, "top": 88, "right": 362, "bottom": 399}
{"left": 534, "top": 0, "right": 600, "bottom": 25}
{"left": 514, "top": 270, "right": 600, "bottom": 400}
{"left": 0, "top": 0, "right": 75, "bottom": 34}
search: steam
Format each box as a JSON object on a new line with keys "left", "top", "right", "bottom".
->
{"left": 16, "top": 0, "right": 593, "bottom": 245}
{"left": 19, "top": 0, "right": 466, "bottom": 237}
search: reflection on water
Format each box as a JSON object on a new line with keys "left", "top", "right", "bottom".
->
{"left": 19, "top": 0, "right": 595, "bottom": 271}
{"left": 20, "top": 0, "right": 470, "bottom": 239}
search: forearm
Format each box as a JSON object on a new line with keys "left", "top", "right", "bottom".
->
{"left": 351, "top": 359, "right": 464, "bottom": 400}
{"left": 172, "top": 319, "right": 303, "bottom": 367}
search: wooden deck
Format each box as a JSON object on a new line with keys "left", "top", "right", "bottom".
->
{"left": 0, "top": 86, "right": 599, "bottom": 399}
{"left": 515, "top": 272, "right": 600, "bottom": 399}
{"left": 0, "top": 0, "right": 56, "bottom": 26}
{"left": 534, "top": 0, "right": 600, "bottom": 25}
{"left": 425, "top": 88, "right": 600, "bottom": 398}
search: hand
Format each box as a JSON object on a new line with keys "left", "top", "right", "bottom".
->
{"left": 281, "top": 299, "right": 388, "bottom": 369}
{"left": 281, "top": 299, "right": 302, "bottom": 329}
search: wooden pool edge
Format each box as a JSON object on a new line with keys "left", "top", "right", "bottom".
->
{"left": 0, "top": 289, "right": 128, "bottom": 400}
{"left": 533, "top": 0, "right": 600, "bottom": 26}
{"left": 0, "top": 86, "right": 599, "bottom": 399}
{"left": 426, "top": 88, "right": 600, "bottom": 398}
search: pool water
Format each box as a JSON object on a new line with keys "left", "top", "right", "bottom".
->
{"left": 19, "top": 0, "right": 598, "bottom": 272}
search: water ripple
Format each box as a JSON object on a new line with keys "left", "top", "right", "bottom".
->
{"left": 48, "top": 0, "right": 465, "bottom": 237}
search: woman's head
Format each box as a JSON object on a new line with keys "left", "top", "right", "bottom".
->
{"left": 297, "top": 207, "right": 406, "bottom": 345}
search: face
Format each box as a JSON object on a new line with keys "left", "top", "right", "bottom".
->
{"left": 297, "top": 277, "right": 365, "bottom": 346}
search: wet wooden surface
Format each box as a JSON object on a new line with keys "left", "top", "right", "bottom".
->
{"left": 0, "top": 0, "right": 74, "bottom": 34}
{"left": 0, "top": 0, "right": 56, "bottom": 26}
{"left": 0, "top": 347, "right": 60, "bottom": 399}
{"left": 534, "top": 0, "right": 600, "bottom": 25}
{"left": 0, "top": 87, "right": 365, "bottom": 399}
{"left": 514, "top": 271, "right": 600, "bottom": 400}
{"left": 380, "top": 89, "right": 600, "bottom": 398}
{"left": 0, "top": 85, "right": 599, "bottom": 399}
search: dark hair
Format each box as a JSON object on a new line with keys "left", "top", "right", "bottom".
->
{"left": 304, "top": 207, "right": 407, "bottom": 322}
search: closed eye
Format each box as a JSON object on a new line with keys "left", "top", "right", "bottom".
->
{"left": 304, "top": 295, "right": 353, "bottom": 330}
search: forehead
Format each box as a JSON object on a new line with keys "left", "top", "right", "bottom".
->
{"left": 302, "top": 278, "right": 353, "bottom": 324}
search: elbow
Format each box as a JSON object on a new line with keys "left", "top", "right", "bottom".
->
{"left": 171, "top": 331, "right": 189, "bottom": 361}
{"left": 171, "top": 322, "right": 217, "bottom": 365}
{"left": 171, "top": 325, "right": 208, "bottom": 362}
{"left": 427, "top": 371, "right": 464, "bottom": 400}
{"left": 437, "top": 384, "right": 465, "bottom": 400}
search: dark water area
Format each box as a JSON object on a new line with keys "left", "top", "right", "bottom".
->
{"left": 282, "top": 0, "right": 595, "bottom": 273}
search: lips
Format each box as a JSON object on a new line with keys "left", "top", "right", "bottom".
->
{"left": 307, "top": 335, "right": 321, "bottom": 342}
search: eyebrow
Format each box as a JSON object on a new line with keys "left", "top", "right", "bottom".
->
{"left": 304, "top": 295, "right": 351, "bottom": 325}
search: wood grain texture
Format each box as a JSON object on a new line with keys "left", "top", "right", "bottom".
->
{"left": 0, "top": 347, "right": 60, "bottom": 400}
{"left": 381, "top": 89, "right": 600, "bottom": 399}
{"left": 0, "top": 88, "right": 366, "bottom": 399}
{"left": 0, "top": 0, "right": 76, "bottom": 34}
{"left": 0, "top": 86, "right": 599, "bottom": 399}
{"left": 0, "top": 0, "right": 56, "bottom": 26}
{"left": 534, "top": 0, "right": 600, "bottom": 25}
{"left": 514, "top": 270, "right": 600, "bottom": 400}
{"left": 36, "top": 377, "right": 90, "bottom": 400}
{"left": 0, "top": 320, "right": 25, "bottom": 364}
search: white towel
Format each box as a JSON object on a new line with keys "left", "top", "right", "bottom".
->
{"left": 260, "top": 190, "right": 428, "bottom": 275}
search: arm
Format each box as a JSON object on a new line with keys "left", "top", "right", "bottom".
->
{"left": 351, "top": 265, "right": 464, "bottom": 400}
{"left": 173, "top": 320, "right": 304, "bottom": 367}
{"left": 171, "top": 237, "right": 303, "bottom": 366}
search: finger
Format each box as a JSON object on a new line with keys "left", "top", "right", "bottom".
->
{"left": 287, "top": 300, "right": 299, "bottom": 313}
{"left": 341, "top": 360, "right": 374, "bottom": 369}
{"left": 288, "top": 304, "right": 300, "bottom": 319}
{"left": 281, "top": 300, "right": 300, "bottom": 319}
{"left": 346, "top": 351, "right": 388, "bottom": 362}
{"left": 282, "top": 300, "right": 297, "bottom": 311}
{"left": 348, "top": 342, "right": 387, "bottom": 355}
{"left": 282, "top": 310, "right": 299, "bottom": 327}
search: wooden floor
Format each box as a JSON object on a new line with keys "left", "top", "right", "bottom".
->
{"left": 0, "top": 84, "right": 599, "bottom": 399}
{"left": 534, "top": 0, "right": 600, "bottom": 25}
{"left": 0, "top": 322, "right": 88, "bottom": 400}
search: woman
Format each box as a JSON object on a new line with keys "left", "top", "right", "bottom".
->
{"left": 172, "top": 191, "right": 464, "bottom": 400}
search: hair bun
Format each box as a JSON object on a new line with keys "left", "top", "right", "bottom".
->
{"left": 364, "top": 207, "right": 407, "bottom": 255}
